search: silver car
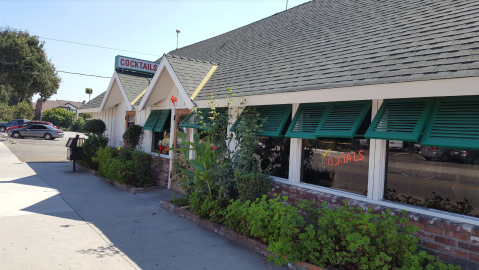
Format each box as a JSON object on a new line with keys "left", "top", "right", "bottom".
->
{"left": 7, "top": 124, "right": 64, "bottom": 140}
{"left": 418, "top": 146, "right": 453, "bottom": 162}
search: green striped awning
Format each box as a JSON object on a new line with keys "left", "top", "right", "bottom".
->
{"left": 230, "top": 105, "right": 292, "bottom": 137}
{"left": 143, "top": 110, "right": 170, "bottom": 132}
{"left": 179, "top": 108, "right": 227, "bottom": 130}
{"left": 153, "top": 110, "right": 171, "bottom": 132}
{"left": 314, "top": 101, "right": 371, "bottom": 138}
{"left": 420, "top": 96, "right": 479, "bottom": 149}
{"left": 365, "top": 98, "right": 434, "bottom": 142}
{"left": 285, "top": 101, "right": 371, "bottom": 139}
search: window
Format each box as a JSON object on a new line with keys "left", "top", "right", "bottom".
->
{"left": 385, "top": 141, "right": 479, "bottom": 218}
{"left": 254, "top": 136, "right": 290, "bottom": 179}
{"left": 152, "top": 131, "right": 170, "bottom": 154}
{"left": 301, "top": 138, "right": 370, "bottom": 195}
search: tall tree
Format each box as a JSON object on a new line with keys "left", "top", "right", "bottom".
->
{"left": 0, "top": 26, "right": 61, "bottom": 104}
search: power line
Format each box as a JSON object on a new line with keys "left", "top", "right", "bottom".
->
{"left": 0, "top": 61, "right": 111, "bottom": 78}
{"left": 38, "top": 36, "right": 161, "bottom": 57}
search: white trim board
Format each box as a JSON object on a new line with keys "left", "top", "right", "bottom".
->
{"left": 193, "top": 76, "right": 479, "bottom": 108}
{"left": 137, "top": 56, "right": 195, "bottom": 111}
{"left": 99, "top": 71, "right": 133, "bottom": 112}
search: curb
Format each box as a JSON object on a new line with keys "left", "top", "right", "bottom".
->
{"left": 77, "top": 163, "right": 164, "bottom": 194}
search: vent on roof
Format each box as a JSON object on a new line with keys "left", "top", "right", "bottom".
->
{"left": 365, "top": 98, "right": 435, "bottom": 142}
{"left": 420, "top": 96, "right": 479, "bottom": 149}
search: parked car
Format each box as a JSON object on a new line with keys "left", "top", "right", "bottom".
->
{"left": 5, "top": 121, "right": 56, "bottom": 133}
{"left": 418, "top": 146, "right": 453, "bottom": 161}
{"left": 449, "top": 149, "right": 479, "bottom": 164}
{"left": 7, "top": 124, "right": 64, "bottom": 140}
{"left": 0, "top": 119, "right": 30, "bottom": 132}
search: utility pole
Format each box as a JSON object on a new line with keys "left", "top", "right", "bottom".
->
{"left": 176, "top": 29, "right": 181, "bottom": 50}
{"left": 286, "top": 0, "right": 288, "bottom": 10}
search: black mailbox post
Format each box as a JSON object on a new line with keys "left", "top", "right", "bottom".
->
{"left": 66, "top": 135, "right": 84, "bottom": 172}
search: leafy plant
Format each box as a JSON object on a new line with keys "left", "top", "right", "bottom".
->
{"left": 13, "top": 101, "right": 34, "bottom": 120}
{"left": 42, "top": 107, "right": 75, "bottom": 127}
{"left": 122, "top": 124, "right": 143, "bottom": 149}
{"left": 83, "top": 119, "right": 106, "bottom": 134}
{"left": 70, "top": 117, "right": 85, "bottom": 132}
{"left": 78, "top": 132, "right": 109, "bottom": 170}
{"left": 235, "top": 170, "right": 273, "bottom": 202}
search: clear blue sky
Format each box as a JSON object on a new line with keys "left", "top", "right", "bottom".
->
{"left": 1, "top": 0, "right": 311, "bottom": 104}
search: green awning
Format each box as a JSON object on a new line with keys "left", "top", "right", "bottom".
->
{"left": 143, "top": 110, "right": 162, "bottom": 131}
{"left": 153, "top": 110, "right": 171, "bottom": 132}
{"left": 285, "top": 101, "right": 371, "bottom": 139}
{"left": 179, "top": 108, "right": 227, "bottom": 130}
{"left": 364, "top": 98, "right": 434, "bottom": 142}
{"left": 230, "top": 105, "right": 292, "bottom": 137}
{"left": 314, "top": 101, "right": 371, "bottom": 138}
{"left": 143, "top": 110, "right": 170, "bottom": 132}
{"left": 420, "top": 96, "right": 479, "bottom": 149}
{"left": 285, "top": 103, "right": 328, "bottom": 139}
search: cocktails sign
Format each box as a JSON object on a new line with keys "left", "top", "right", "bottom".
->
{"left": 115, "top": 55, "right": 158, "bottom": 74}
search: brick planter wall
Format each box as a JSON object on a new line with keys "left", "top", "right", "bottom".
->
{"left": 159, "top": 200, "right": 271, "bottom": 257}
{"left": 268, "top": 181, "right": 479, "bottom": 270}
{"left": 152, "top": 156, "right": 170, "bottom": 189}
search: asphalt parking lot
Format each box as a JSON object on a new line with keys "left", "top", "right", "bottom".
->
{"left": 0, "top": 131, "right": 87, "bottom": 162}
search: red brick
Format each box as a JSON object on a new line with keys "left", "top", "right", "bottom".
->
{"left": 472, "top": 236, "right": 479, "bottom": 244}
{"left": 423, "top": 241, "right": 445, "bottom": 251}
{"left": 458, "top": 242, "right": 479, "bottom": 253}
{"left": 425, "top": 249, "right": 455, "bottom": 263}
{"left": 445, "top": 230, "right": 468, "bottom": 241}
{"left": 435, "top": 236, "right": 456, "bottom": 247}
{"left": 424, "top": 225, "right": 444, "bottom": 235}
{"left": 406, "top": 221, "right": 424, "bottom": 230}
{"left": 444, "top": 247, "right": 467, "bottom": 258}
{"left": 470, "top": 253, "right": 479, "bottom": 263}
{"left": 414, "top": 231, "right": 434, "bottom": 239}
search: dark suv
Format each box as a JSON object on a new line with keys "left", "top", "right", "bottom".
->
{"left": 0, "top": 119, "right": 29, "bottom": 132}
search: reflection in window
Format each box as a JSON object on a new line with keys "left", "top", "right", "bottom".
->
{"left": 253, "top": 137, "right": 290, "bottom": 179}
{"left": 127, "top": 115, "right": 135, "bottom": 128}
{"left": 152, "top": 131, "right": 170, "bottom": 154}
{"left": 301, "top": 138, "right": 370, "bottom": 195}
{"left": 385, "top": 141, "right": 479, "bottom": 218}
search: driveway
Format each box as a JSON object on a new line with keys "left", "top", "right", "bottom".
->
{"left": 0, "top": 142, "right": 285, "bottom": 269}
{"left": 0, "top": 131, "right": 86, "bottom": 162}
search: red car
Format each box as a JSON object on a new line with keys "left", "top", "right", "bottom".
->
{"left": 5, "top": 121, "right": 57, "bottom": 133}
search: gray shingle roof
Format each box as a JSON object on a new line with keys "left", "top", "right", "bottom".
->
{"left": 167, "top": 0, "right": 479, "bottom": 100}
{"left": 165, "top": 55, "right": 216, "bottom": 97}
{"left": 81, "top": 91, "right": 106, "bottom": 110}
{"left": 116, "top": 71, "right": 153, "bottom": 106}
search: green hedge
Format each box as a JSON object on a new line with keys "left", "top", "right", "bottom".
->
{"left": 93, "top": 146, "right": 154, "bottom": 187}
{"left": 181, "top": 194, "right": 460, "bottom": 270}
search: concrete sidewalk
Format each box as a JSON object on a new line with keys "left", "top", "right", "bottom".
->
{"left": 0, "top": 141, "right": 285, "bottom": 270}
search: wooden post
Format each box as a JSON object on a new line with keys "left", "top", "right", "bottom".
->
{"left": 170, "top": 107, "right": 179, "bottom": 190}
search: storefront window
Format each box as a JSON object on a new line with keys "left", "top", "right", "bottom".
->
{"left": 385, "top": 141, "right": 479, "bottom": 218}
{"left": 253, "top": 137, "right": 290, "bottom": 179}
{"left": 152, "top": 131, "right": 170, "bottom": 154}
{"left": 301, "top": 138, "right": 370, "bottom": 195}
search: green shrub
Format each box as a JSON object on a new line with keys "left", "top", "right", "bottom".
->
{"left": 42, "top": 107, "right": 75, "bottom": 127}
{"left": 125, "top": 150, "right": 154, "bottom": 187}
{"left": 235, "top": 170, "right": 273, "bottom": 202}
{"left": 71, "top": 118, "right": 85, "bottom": 131}
{"left": 80, "top": 112, "right": 92, "bottom": 120}
{"left": 78, "top": 133, "right": 109, "bottom": 170}
{"left": 93, "top": 147, "right": 118, "bottom": 177}
{"left": 122, "top": 124, "right": 143, "bottom": 149}
{"left": 104, "top": 158, "right": 128, "bottom": 183}
{"left": 83, "top": 119, "right": 106, "bottom": 134}
{"left": 13, "top": 101, "right": 34, "bottom": 120}
{"left": 0, "top": 103, "right": 14, "bottom": 122}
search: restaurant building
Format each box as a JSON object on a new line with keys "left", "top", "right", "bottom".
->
{"left": 80, "top": 0, "right": 479, "bottom": 267}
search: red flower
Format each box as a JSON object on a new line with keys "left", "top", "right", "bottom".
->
{"left": 170, "top": 95, "right": 178, "bottom": 105}
{"left": 210, "top": 145, "right": 216, "bottom": 150}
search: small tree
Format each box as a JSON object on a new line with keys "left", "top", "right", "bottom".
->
{"left": 122, "top": 124, "right": 143, "bottom": 149}
{"left": 0, "top": 103, "right": 14, "bottom": 122}
{"left": 80, "top": 112, "right": 92, "bottom": 120}
{"left": 42, "top": 107, "right": 75, "bottom": 127}
{"left": 13, "top": 101, "right": 34, "bottom": 120}
{"left": 83, "top": 119, "right": 106, "bottom": 134}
